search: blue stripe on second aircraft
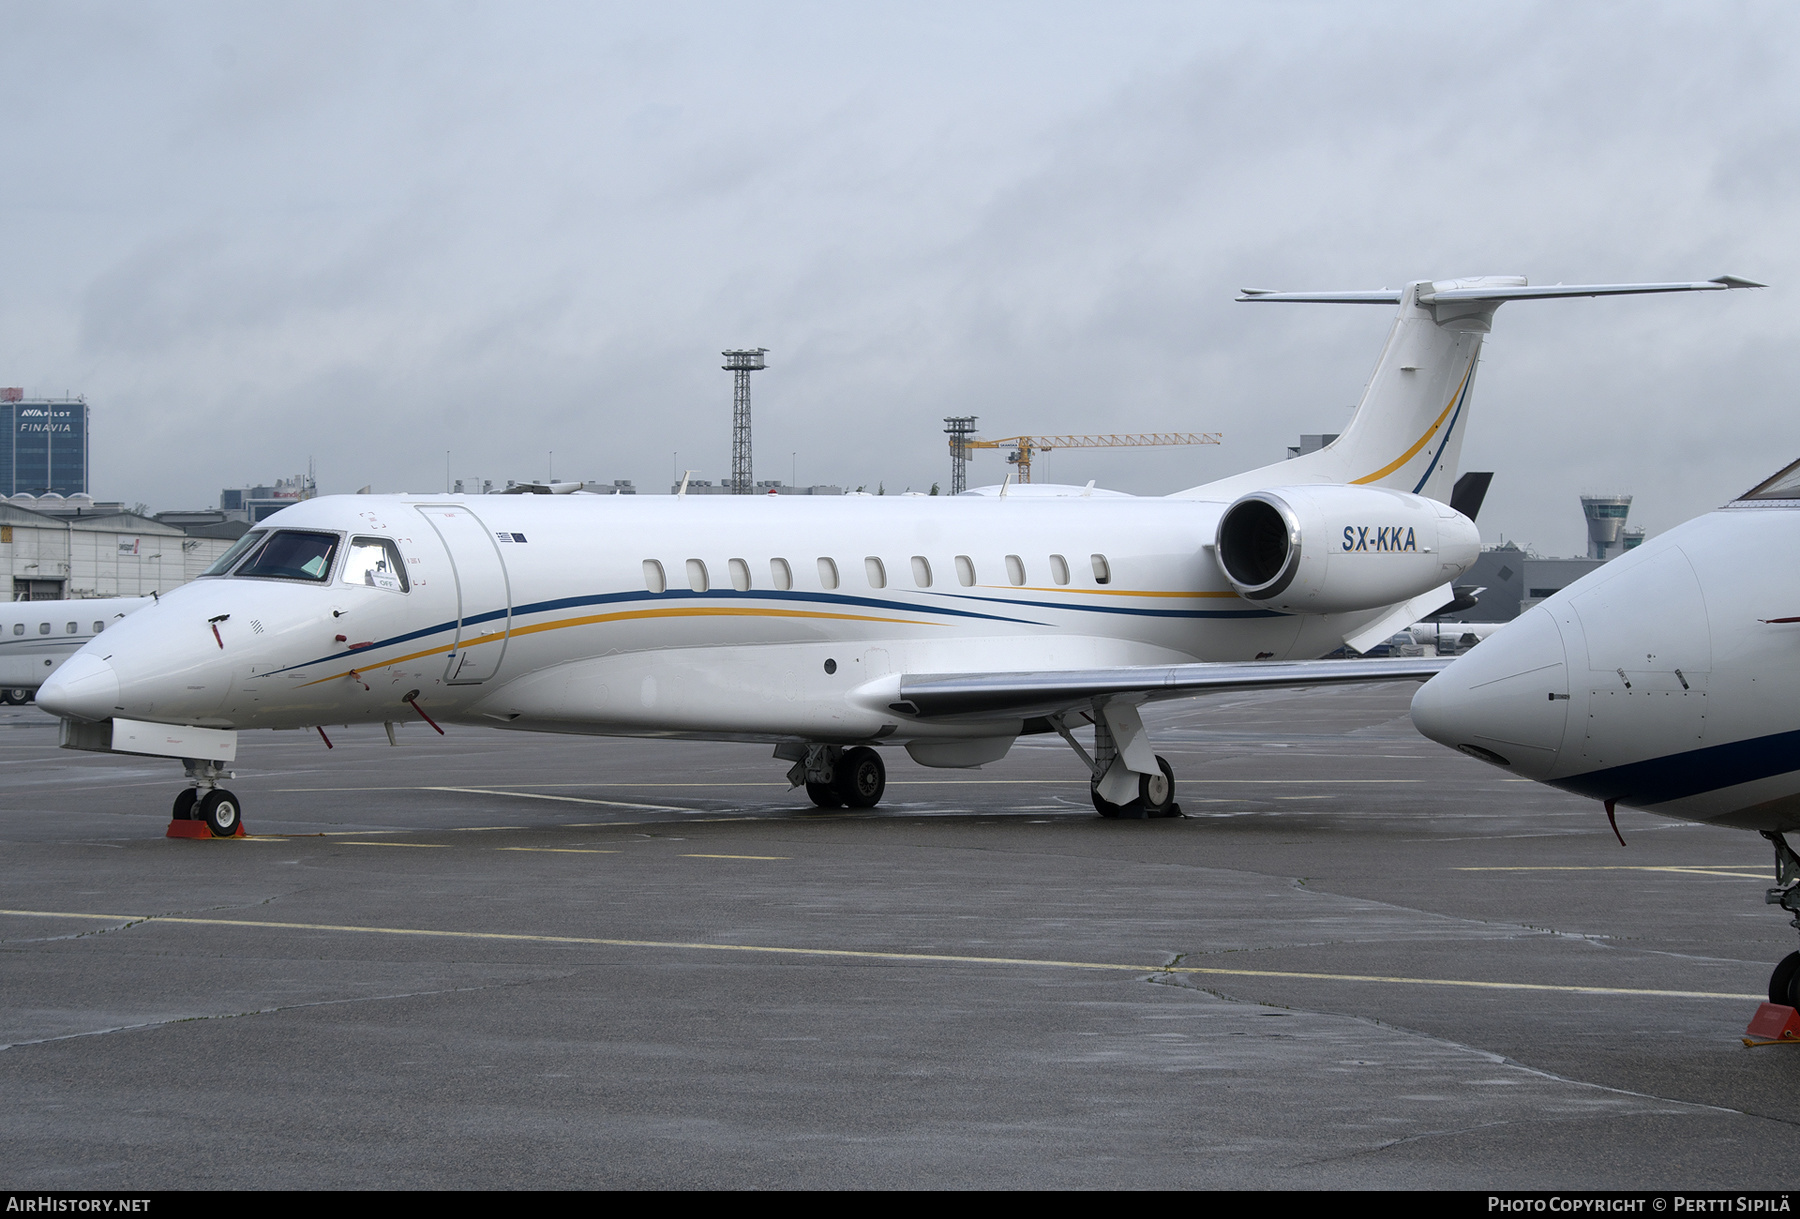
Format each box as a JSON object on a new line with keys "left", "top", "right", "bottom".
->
{"left": 1549, "top": 726, "right": 1800, "bottom": 807}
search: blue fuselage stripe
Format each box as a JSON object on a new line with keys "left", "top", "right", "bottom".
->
{"left": 269, "top": 586, "right": 1256, "bottom": 677}
{"left": 1549, "top": 726, "right": 1800, "bottom": 807}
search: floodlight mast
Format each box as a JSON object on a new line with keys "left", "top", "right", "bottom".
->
{"left": 943, "top": 416, "right": 978, "bottom": 495}
{"left": 722, "top": 348, "right": 768, "bottom": 495}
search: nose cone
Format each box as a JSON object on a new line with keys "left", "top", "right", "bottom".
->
{"left": 1411, "top": 608, "right": 1571, "bottom": 778}
{"left": 38, "top": 653, "right": 121, "bottom": 723}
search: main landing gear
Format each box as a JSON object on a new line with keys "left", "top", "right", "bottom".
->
{"left": 169, "top": 758, "right": 244, "bottom": 838}
{"left": 1049, "top": 700, "right": 1182, "bottom": 820}
{"left": 1090, "top": 756, "right": 1177, "bottom": 820}
{"left": 781, "top": 744, "right": 887, "bottom": 810}
{"left": 1763, "top": 831, "right": 1800, "bottom": 1005}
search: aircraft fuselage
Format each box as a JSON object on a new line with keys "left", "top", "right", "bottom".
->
{"left": 50, "top": 492, "right": 1422, "bottom": 746}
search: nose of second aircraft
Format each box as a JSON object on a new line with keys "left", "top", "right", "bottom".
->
{"left": 37, "top": 652, "right": 121, "bottom": 723}
{"left": 1410, "top": 607, "right": 1572, "bottom": 779}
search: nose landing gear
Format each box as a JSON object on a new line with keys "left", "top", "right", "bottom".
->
{"left": 1760, "top": 831, "right": 1800, "bottom": 1004}
{"left": 167, "top": 758, "right": 246, "bottom": 839}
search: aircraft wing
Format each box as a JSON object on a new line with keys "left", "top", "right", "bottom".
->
{"left": 893, "top": 657, "right": 1451, "bottom": 720}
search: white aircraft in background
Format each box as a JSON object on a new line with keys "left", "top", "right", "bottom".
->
{"left": 36, "top": 275, "right": 1757, "bottom": 837}
{"left": 1406, "top": 621, "right": 1505, "bottom": 652}
{"left": 0, "top": 596, "right": 149, "bottom": 704}
{"left": 1411, "top": 455, "right": 1800, "bottom": 1007}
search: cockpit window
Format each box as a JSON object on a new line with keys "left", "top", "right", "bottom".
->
{"left": 342, "top": 537, "right": 409, "bottom": 592}
{"left": 234, "top": 530, "right": 341, "bottom": 582}
{"left": 202, "top": 530, "right": 268, "bottom": 576}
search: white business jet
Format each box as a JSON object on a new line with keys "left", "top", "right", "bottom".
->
{"left": 1411, "top": 454, "right": 1800, "bottom": 1007}
{"left": 0, "top": 596, "right": 149, "bottom": 703}
{"left": 36, "top": 275, "right": 1756, "bottom": 837}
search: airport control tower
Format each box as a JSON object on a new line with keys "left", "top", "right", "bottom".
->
{"left": 1581, "top": 494, "right": 1634, "bottom": 560}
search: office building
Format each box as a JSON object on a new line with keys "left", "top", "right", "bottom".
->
{"left": 2, "top": 391, "right": 89, "bottom": 497}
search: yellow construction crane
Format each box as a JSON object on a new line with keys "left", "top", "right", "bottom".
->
{"left": 950, "top": 430, "right": 1222, "bottom": 485}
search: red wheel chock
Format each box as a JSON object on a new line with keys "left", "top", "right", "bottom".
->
{"left": 1743, "top": 1002, "right": 1800, "bottom": 1046}
{"left": 166, "top": 820, "right": 247, "bottom": 839}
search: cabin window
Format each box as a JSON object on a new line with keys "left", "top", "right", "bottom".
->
{"left": 728, "top": 558, "right": 751, "bottom": 592}
{"left": 771, "top": 558, "right": 792, "bottom": 590}
{"left": 817, "top": 558, "right": 839, "bottom": 589}
{"left": 1049, "top": 554, "right": 1070, "bottom": 585}
{"left": 65, "top": 622, "right": 76, "bottom": 634}
{"left": 643, "top": 560, "right": 666, "bottom": 593}
{"left": 865, "top": 557, "right": 886, "bottom": 588}
{"left": 235, "top": 530, "right": 339, "bottom": 583}
{"left": 202, "top": 529, "right": 267, "bottom": 576}
{"left": 11, "top": 623, "right": 21, "bottom": 636}
{"left": 1005, "top": 555, "right": 1025, "bottom": 586}
{"left": 342, "top": 537, "right": 409, "bottom": 592}
{"left": 93, "top": 621, "right": 104, "bottom": 633}
{"left": 686, "top": 559, "right": 709, "bottom": 592}
{"left": 38, "top": 623, "right": 49, "bottom": 635}
{"left": 1091, "top": 554, "right": 1111, "bottom": 584}
{"left": 911, "top": 556, "right": 932, "bottom": 587}
{"left": 955, "top": 555, "right": 975, "bottom": 587}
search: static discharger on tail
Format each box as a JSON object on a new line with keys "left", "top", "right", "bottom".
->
{"left": 35, "top": 274, "right": 1757, "bottom": 839}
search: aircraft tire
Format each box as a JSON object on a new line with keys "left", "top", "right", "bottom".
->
{"left": 172, "top": 789, "right": 199, "bottom": 821}
{"left": 1090, "top": 785, "right": 1123, "bottom": 819}
{"left": 836, "top": 747, "right": 885, "bottom": 809}
{"left": 1771, "top": 951, "right": 1800, "bottom": 1006}
{"left": 1140, "top": 757, "right": 1177, "bottom": 818}
{"left": 805, "top": 781, "right": 843, "bottom": 809}
{"left": 200, "top": 789, "right": 241, "bottom": 838}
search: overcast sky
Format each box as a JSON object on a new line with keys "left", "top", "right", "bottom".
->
{"left": 1, "top": 1, "right": 1793, "bottom": 555}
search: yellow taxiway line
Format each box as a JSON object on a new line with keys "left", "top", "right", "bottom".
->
{"left": 0, "top": 908, "right": 1760, "bottom": 1001}
{"left": 1458, "top": 865, "right": 1768, "bottom": 880}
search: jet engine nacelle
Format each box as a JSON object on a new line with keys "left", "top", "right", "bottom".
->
{"left": 1214, "top": 485, "right": 1480, "bottom": 614}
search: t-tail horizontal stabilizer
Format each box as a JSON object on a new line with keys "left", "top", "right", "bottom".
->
{"left": 1236, "top": 276, "right": 1765, "bottom": 304}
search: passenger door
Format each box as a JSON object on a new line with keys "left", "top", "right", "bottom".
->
{"left": 416, "top": 505, "right": 512, "bottom": 684}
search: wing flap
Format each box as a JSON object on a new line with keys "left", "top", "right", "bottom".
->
{"left": 895, "top": 657, "right": 1451, "bottom": 720}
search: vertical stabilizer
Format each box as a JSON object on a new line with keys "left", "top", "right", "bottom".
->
{"left": 1183, "top": 277, "right": 1515, "bottom": 502}
{"left": 1314, "top": 277, "right": 1500, "bottom": 502}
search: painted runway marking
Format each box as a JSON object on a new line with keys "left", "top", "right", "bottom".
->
{"left": 0, "top": 909, "right": 1760, "bottom": 1001}
{"left": 1458, "top": 865, "right": 1767, "bottom": 879}
{"left": 497, "top": 847, "right": 619, "bottom": 855}
{"left": 270, "top": 778, "right": 1422, "bottom": 792}
{"left": 425, "top": 786, "right": 691, "bottom": 812}
{"left": 337, "top": 841, "right": 450, "bottom": 848}
{"left": 680, "top": 853, "right": 789, "bottom": 861}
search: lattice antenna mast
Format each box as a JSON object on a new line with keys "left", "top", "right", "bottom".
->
{"left": 943, "top": 416, "right": 978, "bottom": 495}
{"left": 722, "top": 348, "right": 768, "bottom": 494}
